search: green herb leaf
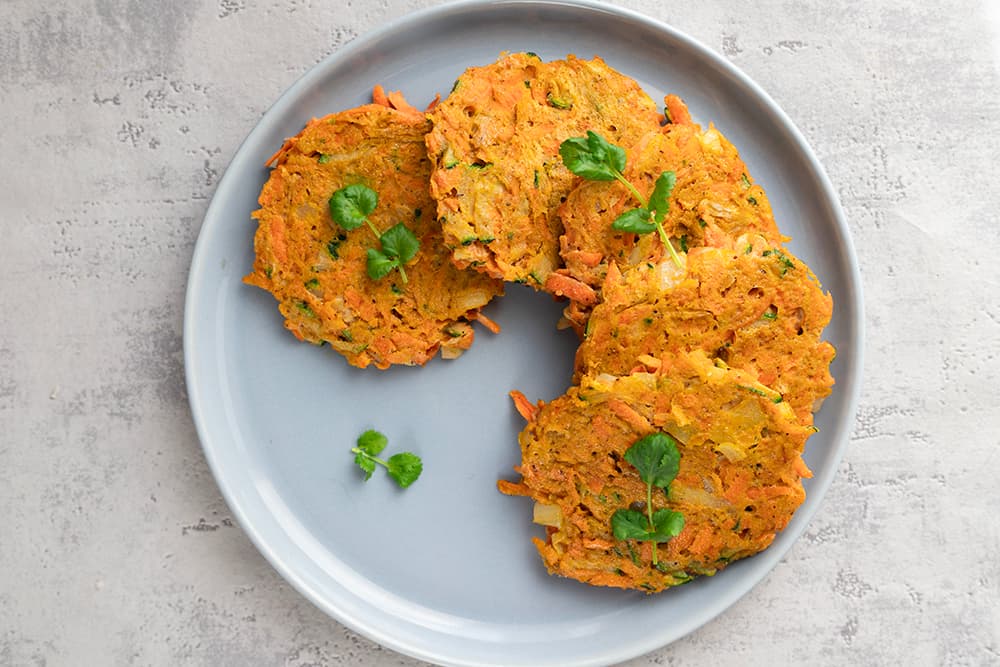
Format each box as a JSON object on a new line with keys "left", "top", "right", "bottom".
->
{"left": 379, "top": 223, "right": 420, "bottom": 263}
{"left": 356, "top": 429, "right": 388, "bottom": 456}
{"left": 649, "top": 508, "right": 685, "bottom": 541}
{"left": 559, "top": 131, "right": 626, "bottom": 181}
{"left": 352, "top": 429, "right": 388, "bottom": 481}
{"left": 386, "top": 452, "right": 423, "bottom": 488}
{"left": 611, "top": 208, "right": 656, "bottom": 234}
{"left": 623, "top": 433, "right": 681, "bottom": 490}
{"left": 329, "top": 184, "right": 378, "bottom": 231}
{"left": 318, "top": 153, "right": 332, "bottom": 164}
{"left": 350, "top": 430, "right": 422, "bottom": 488}
{"left": 648, "top": 171, "right": 676, "bottom": 224}
{"left": 611, "top": 509, "right": 652, "bottom": 541}
{"left": 354, "top": 453, "right": 376, "bottom": 481}
{"left": 366, "top": 248, "right": 398, "bottom": 281}
{"left": 546, "top": 92, "right": 573, "bottom": 110}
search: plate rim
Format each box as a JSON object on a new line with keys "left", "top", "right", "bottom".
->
{"left": 183, "top": 1, "right": 865, "bottom": 665}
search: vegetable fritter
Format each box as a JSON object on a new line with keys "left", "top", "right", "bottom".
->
{"left": 551, "top": 103, "right": 785, "bottom": 332}
{"left": 574, "top": 236, "right": 835, "bottom": 424}
{"left": 499, "top": 350, "right": 814, "bottom": 593}
{"left": 244, "top": 90, "right": 504, "bottom": 369}
{"left": 425, "top": 52, "right": 661, "bottom": 286}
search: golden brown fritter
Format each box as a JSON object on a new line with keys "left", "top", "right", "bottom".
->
{"left": 499, "top": 350, "right": 814, "bottom": 593}
{"left": 574, "top": 236, "right": 835, "bottom": 424}
{"left": 550, "top": 102, "right": 786, "bottom": 332}
{"left": 244, "top": 91, "right": 504, "bottom": 369}
{"left": 425, "top": 52, "right": 661, "bottom": 287}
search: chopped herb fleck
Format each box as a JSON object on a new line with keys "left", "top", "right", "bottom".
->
{"left": 547, "top": 92, "right": 573, "bottom": 110}
{"left": 762, "top": 249, "right": 795, "bottom": 275}
{"left": 327, "top": 233, "right": 348, "bottom": 259}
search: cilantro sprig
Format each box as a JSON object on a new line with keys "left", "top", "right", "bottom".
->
{"left": 610, "top": 433, "right": 685, "bottom": 566}
{"left": 351, "top": 429, "right": 423, "bottom": 488}
{"left": 559, "top": 131, "right": 682, "bottom": 268}
{"left": 329, "top": 184, "right": 420, "bottom": 283}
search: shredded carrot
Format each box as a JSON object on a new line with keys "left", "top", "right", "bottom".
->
{"left": 386, "top": 89, "right": 421, "bottom": 115}
{"left": 424, "top": 93, "right": 441, "bottom": 112}
{"left": 607, "top": 398, "right": 651, "bottom": 432}
{"left": 544, "top": 272, "right": 598, "bottom": 306}
{"left": 372, "top": 84, "right": 390, "bottom": 107}
{"left": 509, "top": 390, "right": 538, "bottom": 422}
{"left": 575, "top": 251, "right": 604, "bottom": 268}
{"left": 471, "top": 311, "right": 501, "bottom": 334}
{"left": 265, "top": 137, "right": 295, "bottom": 167}
{"left": 497, "top": 479, "right": 531, "bottom": 496}
{"left": 793, "top": 457, "right": 813, "bottom": 479}
{"left": 663, "top": 94, "right": 693, "bottom": 126}
{"left": 268, "top": 217, "right": 288, "bottom": 263}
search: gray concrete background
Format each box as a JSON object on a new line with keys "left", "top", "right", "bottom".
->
{"left": 2, "top": 0, "right": 998, "bottom": 665}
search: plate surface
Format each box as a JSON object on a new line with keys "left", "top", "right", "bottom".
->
{"left": 183, "top": 1, "right": 863, "bottom": 665}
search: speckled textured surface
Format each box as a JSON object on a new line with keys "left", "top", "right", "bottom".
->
{"left": 2, "top": 0, "right": 998, "bottom": 665}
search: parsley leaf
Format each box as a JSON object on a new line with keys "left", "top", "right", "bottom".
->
{"left": 612, "top": 208, "right": 656, "bottom": 234}
{"left": 610, "top": 432, "right": 684, "bottom": 566}
{"left": 648, "top": 171, "right": 676, "bottom": 224}
{"left": 353, "top": 429, "right": 388, "bottom": 481}
{"left": 366, "top": 248, "right": 399, "bottom": 281}
{"left": 370, "top": 223, "right": 420, "bottom": 283}
{"left": 624, "top": 432, "right": 681, "bottom": 490}
{"left": 356, "top": 429, "right": 387, "bottom": 455}
{"left": 350, "top": 430, "right": 423, "bottom": 488}
{"left": 386, "top": 452, "right": 423, "bottom": 488}
{"left": 379, "top": 223, "right": 420, "bottom": 264}
{"left": 329, "top": 184, "right": 378, "bottom": 231}
{"left": 559, "top": 130, "right": 626, "bottom": 181}
{"left": 611, "top": 509, "right": 652, "bottom": 541}
{"left": 649, "top": 508, "right": 685, "bottom": 541}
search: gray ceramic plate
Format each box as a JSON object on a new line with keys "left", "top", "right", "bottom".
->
{"left": 184, "top": 1, "right": 863, "bottom": 665}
